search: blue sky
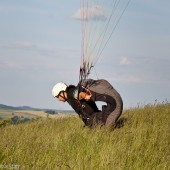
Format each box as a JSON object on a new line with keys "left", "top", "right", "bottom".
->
{"left": 0, "top": 0, "right": 170, "bottom": 110}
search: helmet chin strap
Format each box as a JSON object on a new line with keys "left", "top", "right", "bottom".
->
{"left": 59, "top": 91, "right": 67, "bottom": 101}
{"left": 63, "top": 91, "right": 67, "bottom": 101}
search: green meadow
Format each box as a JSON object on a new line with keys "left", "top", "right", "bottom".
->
{"left": 0, "top": 103, "right": 169, "bottom": 170}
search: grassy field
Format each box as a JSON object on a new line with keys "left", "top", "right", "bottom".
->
{"left": 0, "top": 110, "right": 49, "bottom": 120}
{"left": 0, "top": 103, "right": 169, "bottom": 170}
{"left": 0, "top": 109, "right": 67, "bottom": 122}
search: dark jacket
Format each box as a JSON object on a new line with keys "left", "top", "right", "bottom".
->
{"left": 66, "top": 85, "right": 100, "bottom": 127}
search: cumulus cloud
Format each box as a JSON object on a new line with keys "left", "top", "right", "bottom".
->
{"left": 72, "top": 6, "right": 106, "bottom": 21}
{"left": 120, "top": 57, "right": 131, "bottom": 65}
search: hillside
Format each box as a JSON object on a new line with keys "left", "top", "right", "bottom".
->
{"left": 0, "top": 103, "right": 169, "bottom": 169}
{"left": 0, "top": 104, "right": 20, "bottom": 110}
{"left": 0, "top": 104, "right": 41, "bottom": 111}
{"left": 0, "top": 104, "right": 75, "bottom": 113}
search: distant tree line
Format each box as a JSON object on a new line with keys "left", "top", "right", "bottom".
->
{"left": 0, "top": 116, "right": 39, "bottom": 127}
{"left": 45, "top": 110, "right": 58, "bottom": 115}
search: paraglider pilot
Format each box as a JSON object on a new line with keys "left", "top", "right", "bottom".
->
{"left": 52, "top": 79, "right": 123, "bottom": 129}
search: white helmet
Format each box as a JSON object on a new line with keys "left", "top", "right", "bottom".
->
{"left": 52, "top": 82, "right": 67, "bottom": 97}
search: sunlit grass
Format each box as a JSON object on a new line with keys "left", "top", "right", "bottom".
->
{"left": 0, "top": 103, "right": 169, "bottom": 170}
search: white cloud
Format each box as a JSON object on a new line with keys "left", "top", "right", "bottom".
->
{"left": 72, "top": 6, "right": 106, "bottom": 21}
{"left": 120, "top": 57, "right": 131, "bottom": 65}
{"left": 124, "top": 75, "right": 145, "bottom": 83}
{"left": 6, "top": 61, "right": 24, "bottom": 70}
{"left": 15, "top": 41, "right": 34, "bottom": 47}
{"left": 107, "top": 75, "right": 147, "bottom": 84}
{"left": 0, "top": 41, "right": 37, "bottom": 50}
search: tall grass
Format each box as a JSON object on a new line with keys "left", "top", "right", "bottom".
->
{"left": 0, "top": 104, "right": 169, "bottom": 170}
